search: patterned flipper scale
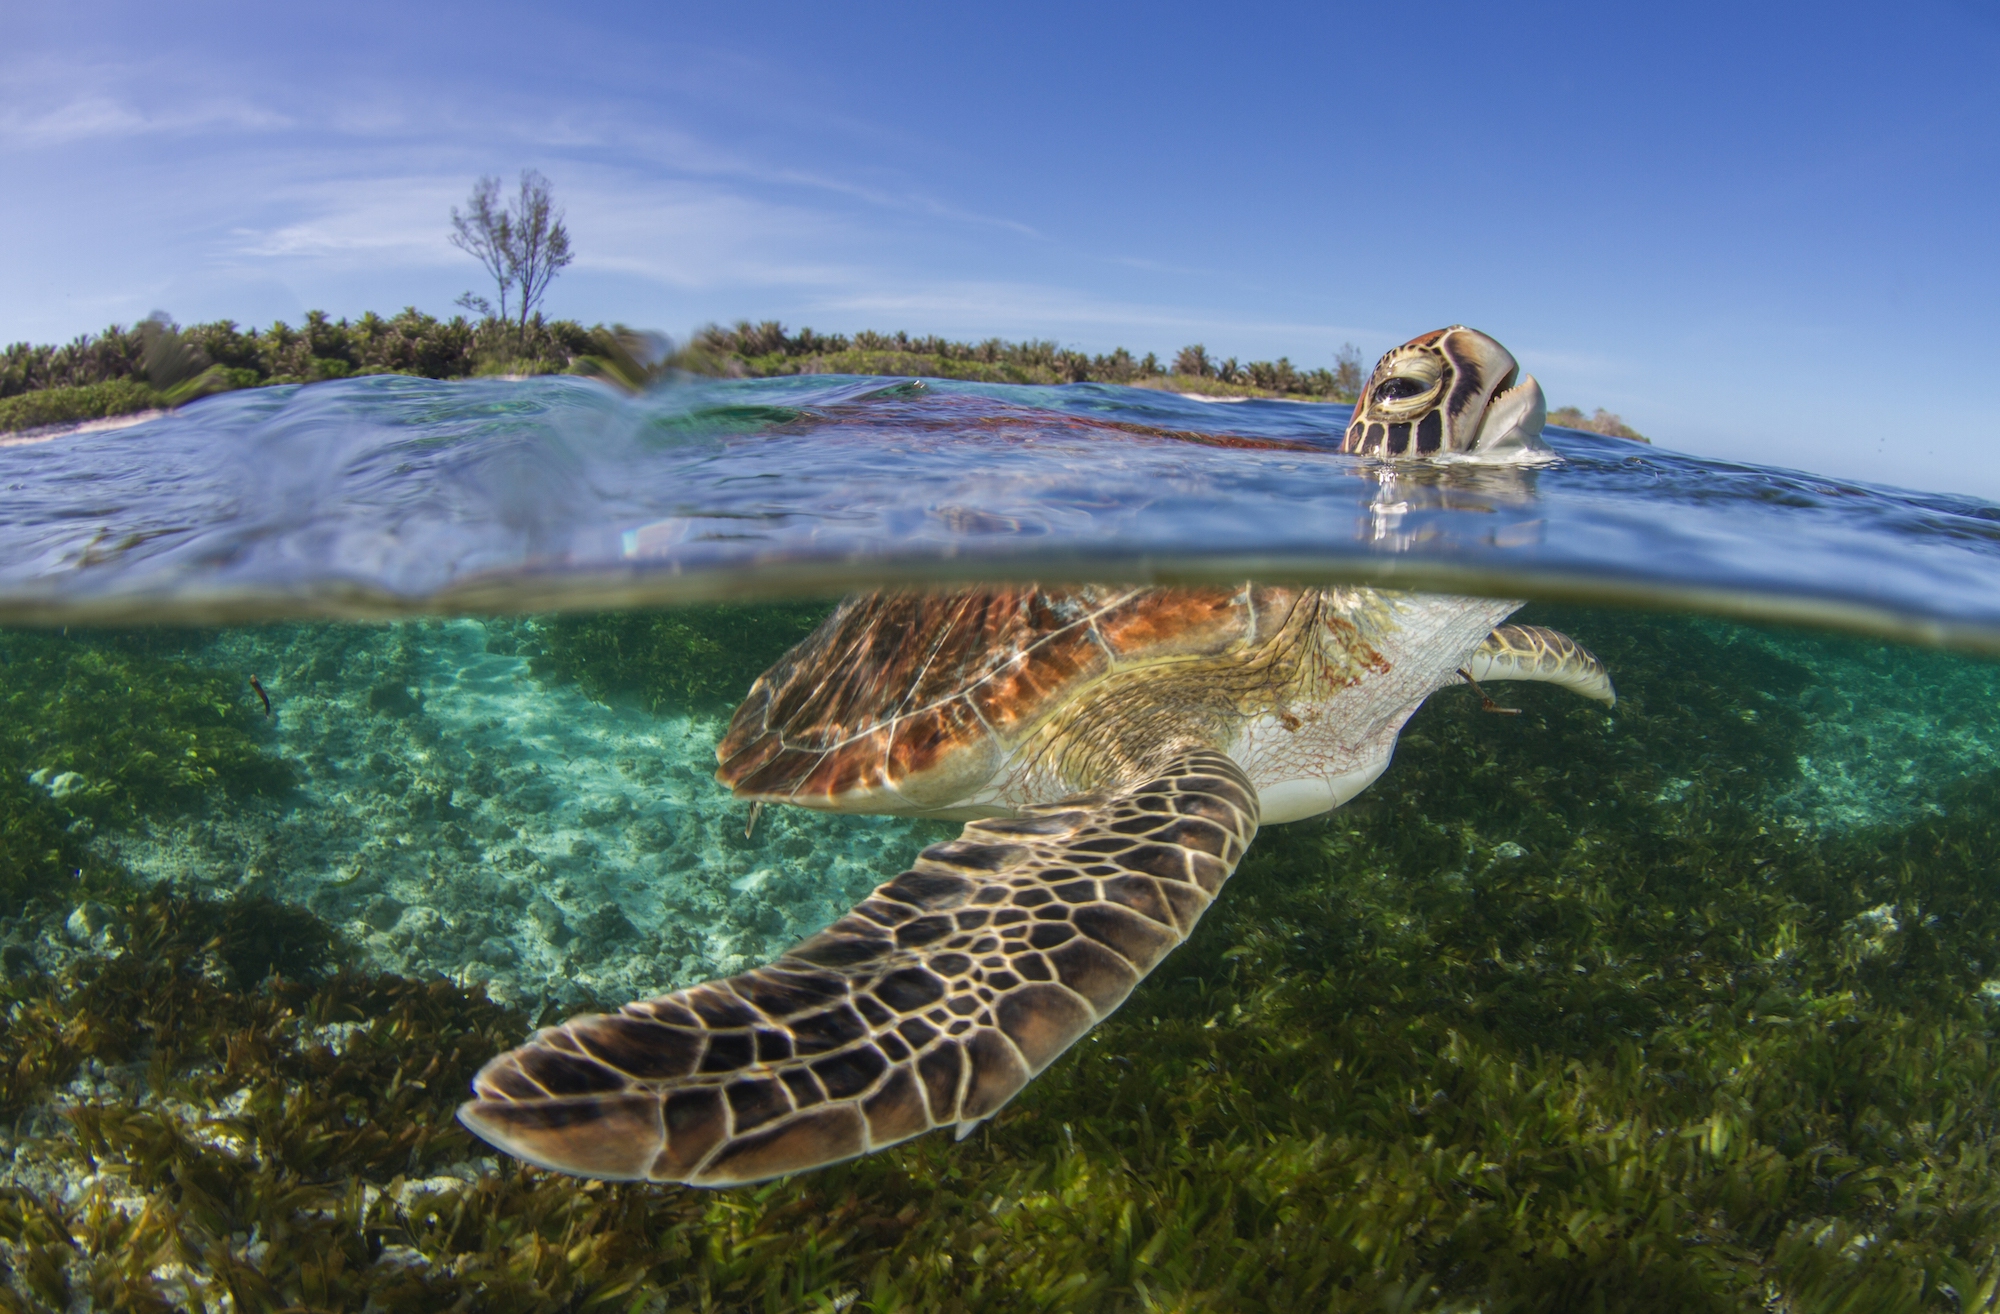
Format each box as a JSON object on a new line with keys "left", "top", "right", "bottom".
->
{"left": 458, "top": 749, "right": 1260, "bottom": 1185}
{"left": 1465, "top": 625, "right": 1616, "bottom": 705}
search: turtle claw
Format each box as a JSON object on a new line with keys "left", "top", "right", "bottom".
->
{"left": 1458, "top": 668, "right": 1521, "bottom": 714}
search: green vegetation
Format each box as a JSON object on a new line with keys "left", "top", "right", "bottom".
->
{"left": 0, "top": 629, "right": 293, "bottom": 827}
{"left": 0, "top": 311, "right": 597, "bottom": 431}
{"left": 1, "top": 313, "right": 1374, "bottom": 433}
{"left": 1549, "top": 405, "right": 1648, "bottom": 442}
{"left": 0, "top": 770, "right": 112, "bottom": 924}
{"left": 688, "top": 321, "right": 1365, "bottom": 400}
{"left": 0, "top": 628, "right": 292, "bottom": 916}
{"left": 0, "top": 381, "right": 162, "bottom": 435}
{"left": 3, "top": 608, "right": 2000, "bottom": 1308}
{"left": 4, "top": 307, "right": 1663, "bottom": 441}
{"left": 527, "top": 601, "right": 838, "bottom": 714}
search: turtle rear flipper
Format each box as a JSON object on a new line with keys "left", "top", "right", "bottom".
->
{"left": 458, "top": 748, "right": 1260, "bottom": 1185}
{"left": 1466, "top": 624, "right": 1616, "bottom": 705}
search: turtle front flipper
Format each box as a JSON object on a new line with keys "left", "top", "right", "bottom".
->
{"left": 1465, "top": 624, "right": 1616, "bottom": 705}
{"left": 458, "top": 748, "right": 1260, "bottom": 1185}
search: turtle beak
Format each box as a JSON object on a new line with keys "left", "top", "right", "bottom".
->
{"left": 1469, "top": 372, "right": 1549, "bottom": 458}
{"left": 1437, "top": 327, "right": 1528, "bottom": 453}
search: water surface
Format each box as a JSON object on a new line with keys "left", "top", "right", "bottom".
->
{"left": 5, "top": 373, "right": 1999, "bottom": 648}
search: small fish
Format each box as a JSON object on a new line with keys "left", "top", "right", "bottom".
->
{"left": 250, "top": 675, "right": 272, "bottom": 716}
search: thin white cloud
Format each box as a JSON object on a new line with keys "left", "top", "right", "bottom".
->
{"left": 564, "top": 177, "right": 869, "bottom": 289}
{"left": 526, "top": 105, "right": 1045, "bottom": 238}
{"left": 0, "top": 93, "right": 291, "bottom": 147}
{"left": 227, "top": 175, "right": 468, "bottom": 263}
{"left": 0, "top": 50, "right": 293, "bottom": 147}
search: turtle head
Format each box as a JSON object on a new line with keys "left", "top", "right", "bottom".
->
{"left": 1341, "top": 326, "right": 1549, "bottom": 461}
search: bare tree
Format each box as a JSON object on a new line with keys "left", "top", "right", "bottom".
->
{"left": 450, "top": 177, "right": 513, "bottom": 322}
{"left": 449, "top": 170, "right": 574, "bottom": 334}
{"left": 507, "top": 171, "right": 573, "bottom": 335}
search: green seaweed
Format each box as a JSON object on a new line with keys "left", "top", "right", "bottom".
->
{"left": 0, "top": 771, "right": 119, "bottom": 917}
{"left": 0, "top": 628, "right": 295, "bottom": 829}
{"left": 527, "top": 601, "right": 837, "bottom": 714}
{"left": 4, "top": 605, "right": 2000, "bottom": 1309}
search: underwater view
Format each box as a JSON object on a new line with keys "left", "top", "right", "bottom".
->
{"left": 6, "top": 346, "right": 2000, "bottom": 1311}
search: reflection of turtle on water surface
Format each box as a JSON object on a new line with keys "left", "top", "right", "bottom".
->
{"left": 460, "top": 327, "right": 1620, "bottom": 1186}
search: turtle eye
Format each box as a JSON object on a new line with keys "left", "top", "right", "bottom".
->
{"left": 1373, "top": 376, "right": 1430, "bottom": 404}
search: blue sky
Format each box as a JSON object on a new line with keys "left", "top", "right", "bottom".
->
{"left": 5, "top": 1, "right": 1999, "bottom": 497}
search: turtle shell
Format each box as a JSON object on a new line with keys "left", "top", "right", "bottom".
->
{"left": 715, "top": 585, "right": 1295, "bottom": 812}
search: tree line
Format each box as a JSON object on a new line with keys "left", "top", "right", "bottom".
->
{"left": 679, "top": 321, "right": 1367, "bottom": 399}
{"left": 0, "top": 312, "right": 1351, "bottom": 401}
{"left": 1, "top": 309, "right": 592, "bottom": 399}
{"left": 0, "top": 312, "right": 1378, "bottom": 434}
{"left": 1547, "top": 406, "right": 1648, "bottom": 442}
{"left": 0, "top": 314, "right": 1645, "bottom": 440}
{"left": 0, "top": 309, "right": 594, "bottom": 432}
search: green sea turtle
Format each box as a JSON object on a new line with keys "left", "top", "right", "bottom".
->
{"left": 459, "top": 326, "right": 1614, "bottom": 1185}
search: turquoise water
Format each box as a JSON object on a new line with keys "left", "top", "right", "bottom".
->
{"left": 7, "top": 607, "right": 1995, "bottom": 1018}
{"left": 4, "top": 375, "right": 2000, "bottom": 1309}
